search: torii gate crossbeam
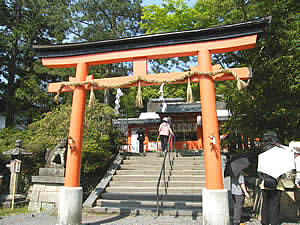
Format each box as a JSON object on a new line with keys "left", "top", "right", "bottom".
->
{"left": 33, "top": 17, "right": 270, "bottom": 225}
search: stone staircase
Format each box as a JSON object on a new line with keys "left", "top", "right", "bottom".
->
{"left": 87, "top": 151, "right": 206, "bottom": 216}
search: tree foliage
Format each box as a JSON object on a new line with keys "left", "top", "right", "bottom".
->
{"left": 0, "top": 0, "right": 143, "bottom": 127}
{"left": 141, "top": 0, "right": 218, "bottom": 33}
{"left": 0, "top": 0, "right": 73, "bottom": 127}
{"left": 0, "top": 102, "right": 120, "bottom": 196}
{"left": 141, "top": 0, "right": 299, "bottom": 145}
{"left": 69, "top": 0, "right": 143, "bottom": 106}
{"left": 0, "top": 0, "right": 143, "bottom": 195}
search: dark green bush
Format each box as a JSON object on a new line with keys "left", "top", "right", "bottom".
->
{"left": 0, "top": 102, "right": 121, "bottom": 198}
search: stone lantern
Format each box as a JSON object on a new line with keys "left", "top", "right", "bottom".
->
{"left": 3, "top": 139, "right": 32, "bottom": 159}
{"left": 2, "top": 139, "right": 32, "bottom": 208}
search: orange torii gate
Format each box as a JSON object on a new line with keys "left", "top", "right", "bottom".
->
{"left": 33, "top": 17, "right": 270, "bottom": 225}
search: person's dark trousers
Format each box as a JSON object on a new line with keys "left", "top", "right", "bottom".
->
{"left": 232, "top": 194, "right": 245, "bottom": 225}
{"left": 261, "top": 189, "right": 281, "bottom": 225}
{"left": 160, "top": 135, "right": 168, "bottom": 151}
{"left": 139, "top": 141, "right": 144, "bottom": 153}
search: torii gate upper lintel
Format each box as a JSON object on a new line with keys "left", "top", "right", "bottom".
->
{"left": 33, "top": 18, "right": 270, "bottom": 191}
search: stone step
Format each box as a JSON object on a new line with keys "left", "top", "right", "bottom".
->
{"left": 112, "top": 175, "right": 159, "bottom": 181}
{"left": 116, "top": 169, "right": 205, "bottom": 175}
{"left": 169, "top": 170, "right": 206, "bottom": 175}
{"left": 123, "top": 157, "right": 204, "bottom": 162}
{"left": 123, "top": 160, "right": 205, "bottom": 165}
{"left": 105, "top": 187, "right": 203, "bottom": 194}
{"left": 86, "top": 206, "right": 203, "bottom": 217}
{"left": 172, "top": 157, "right": 205, "bottom": 161}
{"left": 112, "top": 175, "right": 205, "bottom": 182}
{"left": 109, "top": 181, "right": 205, "bottom": 188}
{"left": 83, "top": 150, "right": 208, "bottom": 216}
{"left": 169, "top": 175, "right": 206, "bottom": 181}
{"left": 124, "top": 156, "right": 163, "bottom": 160}
{"left": 120, "top": 164, "right": 205, "bottom": 170}
{"left": 122, "top": 164, "right": 203, "bottom": 169}
{"left": 122, "top": 158, "right": 204, "bottom": 163}
{"left": 115, "top": 170, "right": 166, "bottom": 175}
{"left": 96, "top": 199, "right": 202, "bottom": 210}
{"left": 125, "top": 153, "right": 203, "bottom": 157}
{"left": 119, "top": 163, "right": 173, "bottom": 169}
{"left": 101, "top": 192, "right": 202, "bottom": 202}
{"left": 108, "top": 181, "right": 166, "bottom": 188}
{"left": 88, "top": 151, "right": 207, "bottom": 216}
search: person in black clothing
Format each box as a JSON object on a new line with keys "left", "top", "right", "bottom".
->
{"left": 259, "top": 131, "right": 284, "bottom": 225}
{"left": 137, "top": 128, "right": 145, "bottom": 153}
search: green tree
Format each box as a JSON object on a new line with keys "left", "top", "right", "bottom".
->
{"left": 69, "top": 0, "right": 143, "bottom": 107}
{"left": 140, "top": 0, "right": 208, "bottom": 103}
{"left": 0, "top": 0, "right": 73, "bottom": 127}
{"left": 141, "top": 0, "right": 217, "bottom": 33}
{"left": 209, "top": 0, "right": 300, "bottom": 144}
{"left": 0, "top": 102, "right": 120, "bottom": 197}
{"left": 141, "top": 0, "right": 299, "bottom": 145}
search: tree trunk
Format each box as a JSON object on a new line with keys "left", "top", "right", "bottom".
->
{"left": 5, "top": 1, "right": 21, "bottom": 127}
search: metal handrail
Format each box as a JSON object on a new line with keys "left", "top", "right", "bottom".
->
{"left": 156, "top": 135, "right": 176, "bottom": 216}
{"left": 168, "top": 134, "right": 177, "bottom": 159}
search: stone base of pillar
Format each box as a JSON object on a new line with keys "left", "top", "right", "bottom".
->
{"left": 202, "top": 188, "right": 230, "bottom": 225}
{"left": 57, "top": 186, "right": 82, "bottom": 225}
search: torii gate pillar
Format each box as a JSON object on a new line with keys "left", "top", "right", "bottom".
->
{"left": 198, "top": 48, "right": 223, "bottom": 190}
{"left": 198, "top": 49, "right": 230, "bottom": 224}
{"left": 57, "top": 63, "right": 88, "bottom": 225}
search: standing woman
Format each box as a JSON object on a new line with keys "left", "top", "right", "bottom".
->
{"left": 231, "top": 172, "right": 250, "bottom": 225}
{"left": 259, "top": 131, "right": 284, "bottom": 225}
{"left": 158, "top": 117, "right": 175, "bottom": 152}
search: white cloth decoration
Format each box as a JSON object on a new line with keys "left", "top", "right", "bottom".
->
{"left": 114, "top": 88, "right": 124, "bottom": 115}
{"left": 159, "top": 83, "right": 165, "bottom": 101}
{"left": 162, "top": 103, "right": 167, "bottom": 112}
{"left": 158, "top": 83, "right": 167, "bottom": 112}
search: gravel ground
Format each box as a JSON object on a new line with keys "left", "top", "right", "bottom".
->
{"left": 0, "top": 212, "right": 299, "bottom": 225}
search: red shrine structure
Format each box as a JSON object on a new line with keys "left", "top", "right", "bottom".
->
{"left": 33, "top": 17, "right": 270, "bottom": 225}
{"left": 114, "top": 98, "right": 230, "bottom": 152}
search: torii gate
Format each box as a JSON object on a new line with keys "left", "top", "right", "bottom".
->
{"left": 33, "top": 17, "right": 270, "bottom": 225}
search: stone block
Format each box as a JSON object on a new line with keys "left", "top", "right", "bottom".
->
{"left": 39, "top": 168, "right": 65, "bottom": 177}
{"left": 32, "top": 176, "right": 64, "bottom": 184}
{"left": 58, "top": 187, "right": 83, "bottom": 225}
{"left": 29, "top": 174, "right": 65, "bottom": 213}
{"left": 41, "top": 202, "right": 57, "bottom": 213}
{"left": 30, "top": 190, "right": 40, "bottom": 201}
{"left": 28, "top": 201, "right": 41, "bottom": 212}
{"left": 45, "top": 185, "right": 60, "bottom": 192}
{"left": 39, "top": 191, "right": 59, "bottom": 203}
{"left": 202, "top": 188, "right": 230, "bottom": 225}
{"left": 32, "top": 184, "right": 45, "bottom": 192}
{"left": 56, "top": 186, "right": 62, "bottom": 192}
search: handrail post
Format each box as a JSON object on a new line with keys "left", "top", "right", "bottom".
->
{"left": 156, "top": 150, "right": 168, "bottom": 216}
{"left": 156, "top": 134, "right": 177, "bottom": 216}
{"left": 168, "top": 136, "right": 171, "bottom": 169}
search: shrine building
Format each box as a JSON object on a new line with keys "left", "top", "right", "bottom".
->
{"left": 114, "top": 98, "right": 230, "bottom": 152}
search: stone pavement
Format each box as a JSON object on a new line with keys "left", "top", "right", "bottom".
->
{"left": 81, "top": 212, "right": 300, "bottom": 225}
{"left": 0, "top": 211, "right": 299, "bottom": 225}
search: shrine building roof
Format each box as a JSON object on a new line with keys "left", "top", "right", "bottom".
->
{"left": 157, "top": 103, "right": 201, "bottom": 114}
